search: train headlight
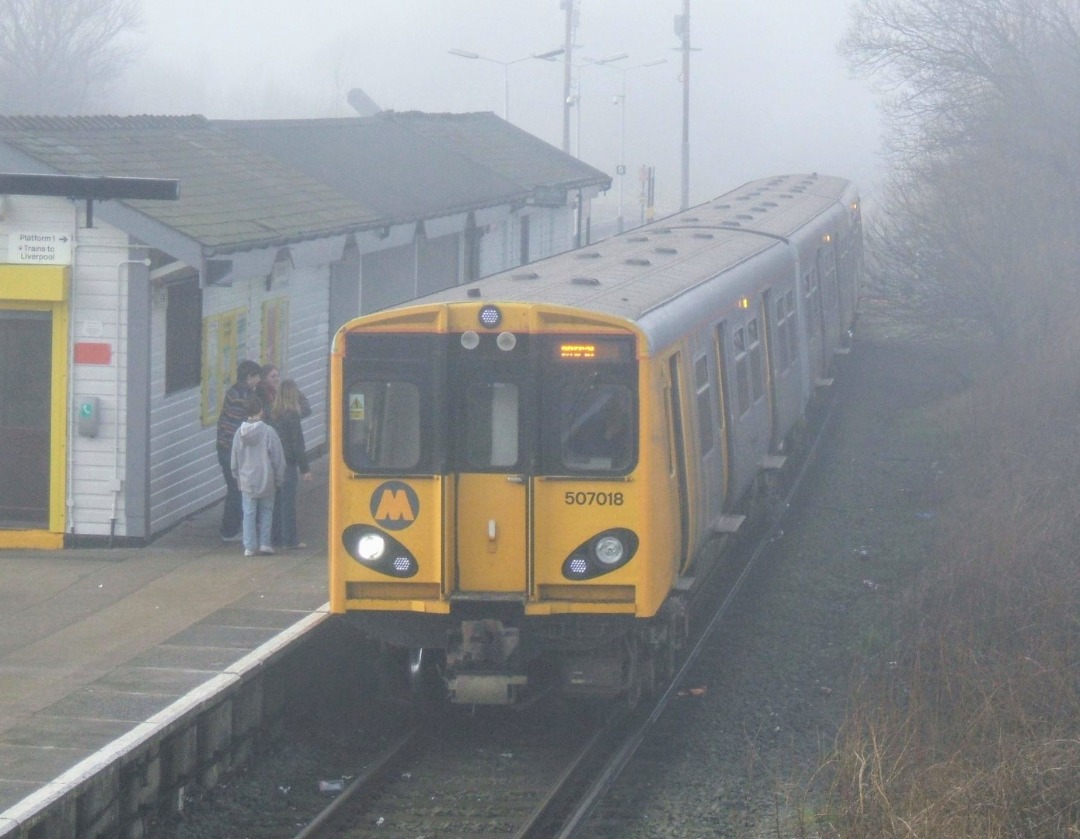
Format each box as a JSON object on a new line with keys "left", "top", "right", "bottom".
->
{"left": 594, "top": 535, "right": 625, "bottom": 565}
{"left": 357, "top": 533, "right": 386, "bottom": 561}
{"left": 342, "top": 524, "right": 418, "bottom": 578}
{"left": 562, "top": 528, "right": 639, "bottom": 580}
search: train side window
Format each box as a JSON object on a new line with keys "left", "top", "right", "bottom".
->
{"left": 734, "top": 326, "right": 750, "bottom": 417}
{"left": 344, "top": 380, "right": 420, "bottom": 471}
{"left": 561, "top": 383, "right": 633, "bottom": 471}
{"left": 463, "top": 382, "right": 520, "bottom": 469}
{"left": 747, "top": 318, "right": 764, "bottom": 402}
{"left": 694, "top": 355, "right": 714, "bottom": 453}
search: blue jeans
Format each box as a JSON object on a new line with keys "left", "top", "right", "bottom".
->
{"left": 272, "top": 464, "right": 299, "bottom": 547}
{"left": 241, "top": 492, "right": 275, "bottom": 552}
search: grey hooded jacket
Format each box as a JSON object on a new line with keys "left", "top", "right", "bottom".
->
{"left": 230, "top": 419, "right": 285, "bottom": 499}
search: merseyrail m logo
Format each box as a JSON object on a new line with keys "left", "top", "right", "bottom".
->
{"left": 370, "top": 481, "right": 420, "bottom": 530}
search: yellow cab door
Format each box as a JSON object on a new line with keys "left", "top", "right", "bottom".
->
{"left": 450, "top": 338, "right": 532, "bottom": 595}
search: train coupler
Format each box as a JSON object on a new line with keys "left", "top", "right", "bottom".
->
{"left": 445, "top": 619, "right": 527, "bottom": 705}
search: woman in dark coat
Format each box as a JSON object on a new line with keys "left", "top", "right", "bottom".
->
{"left": 269, "top": 379, "right": 313, "bottom": 549}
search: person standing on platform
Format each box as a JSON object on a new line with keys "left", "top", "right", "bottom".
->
{"left": 270, "top": 379, "right": 313, "bottom": 549}
{"left": 231, "top": 396, "right": 285, "bottom": 556}
{"left": 258, "top": 363, "right": 312, "bottom": 419}
{"left": 256, "top": 363, "right": 280, "bottom": 417}
{"left": 215, "top": 359, "right": 261, "bottom": 541}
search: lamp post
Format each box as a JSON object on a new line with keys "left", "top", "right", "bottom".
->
{"left": 606, "top": 59, "right": 666, "bottom": 233}
{"left": 571, "top": 53, "right": 628, "bottom": 159}
{"left": 448, "top": 47, "right": 564, "bottom": 123}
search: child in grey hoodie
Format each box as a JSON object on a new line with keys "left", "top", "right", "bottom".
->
{"left": 231, "top": 396, "right": 286, "bottom": 556}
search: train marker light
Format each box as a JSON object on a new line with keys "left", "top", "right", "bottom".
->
{"left": 461, "top": 330, "right": 480, "bottom": 350}
{"left": 562, "top": 528, "right": 639, "bottom": 579}
{"left": 497, "top": 331, "right": 517, "bottom": 351}
{"left": 738, "top": 297, "right": 750, "bottom": 310}
{"left": 478, "top": 304, "right": 502, "bottom": 328}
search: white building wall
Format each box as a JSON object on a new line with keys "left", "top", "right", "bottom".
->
{"left": 67, "top": 217, "right": 133, "bottom": 537}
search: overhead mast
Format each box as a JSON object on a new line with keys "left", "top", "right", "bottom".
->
{"left": 678, "top": 0, "right": 692, "bottom": 210}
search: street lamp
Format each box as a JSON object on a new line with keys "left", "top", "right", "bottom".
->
{"left": 569, "top": 53, "right": 628, "bottom": 159}
{"left": 448, "top": 47, "right": 564, "bottom": 122}
{"left": 606, "top": 59, "right": 666, "bottom": 232}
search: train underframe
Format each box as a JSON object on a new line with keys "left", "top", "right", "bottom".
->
{"left": 353, "top": 596, "right": 691, "bottom": 707}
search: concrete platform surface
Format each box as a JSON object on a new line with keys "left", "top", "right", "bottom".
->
{"left": 0, "top": 456, "right": 330, "bottom": 813}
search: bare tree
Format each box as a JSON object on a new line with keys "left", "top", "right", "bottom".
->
{"left": 844, "top": 0, "right": 1080, "bottom": 348}
{"left": 0, "top": 0, "right": 141, "bottom": 115}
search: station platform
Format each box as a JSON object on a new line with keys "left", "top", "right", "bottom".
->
{"left": 0, "top": 455, "right": 331, "bottom": 819}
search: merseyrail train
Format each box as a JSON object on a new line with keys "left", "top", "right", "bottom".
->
{"left": 329, "top": 173, "right": 861, "bottom": 706}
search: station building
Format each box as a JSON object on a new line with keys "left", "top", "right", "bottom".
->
{"left": 0, "top": 112, "right": 609, "bottom": 549}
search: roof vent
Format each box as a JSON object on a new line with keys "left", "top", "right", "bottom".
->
{"left": 624, "top": 257, "right": 652, "bottom": 266}
{"left": 762, "top": 201, "right": 778, "bottom": 207}
{"left": 654, "top": 246, "right": 677, "bottom": 255}
{"left": 681, "top": 216, "right": 699, "bottom": 222}
{"left": 512, "top": 271, "right": 540, "bottom": 280}
{"left": 779, "top": 193, "right": 794, "bottom": 199}
{"left": 713, "top": 203, "right": 732, "bottom": 209}
{"left": 736, "top": 214, "right": 754, "bottom": 220}
{"left": 693, "top": 232, "right": 715, "bottom": 239}
{"left": 575, "top": 251, "right": 602, "bottom": 259}
{"left": 570, "top": 276, "right": 601, "bottom": 286}
{"left": 722, "top": 220, "right": 742, "bottom": 227}
{"left": 627, "top": 236, "right": 649, "bottom": 242}
{"left": 654, "top": 228, "right": 672, "bottom": 235}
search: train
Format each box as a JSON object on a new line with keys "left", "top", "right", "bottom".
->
{"left": 328, "top": 173, "right": 862, "bottom": 706}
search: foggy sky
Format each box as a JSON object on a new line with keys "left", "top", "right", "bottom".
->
{"left": 118, "top": 0, "right": 882, "bottom": 223}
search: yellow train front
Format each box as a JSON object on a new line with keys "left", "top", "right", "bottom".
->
{"left": 329, "top": 173, "right": 862, "bottom": 706}
{"left": 329, "top": 302, "right": 682, "bottom": 705}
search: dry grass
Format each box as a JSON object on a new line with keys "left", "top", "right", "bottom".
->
{"left": 819, "top": 327, "right": 1080, "bottom": 838}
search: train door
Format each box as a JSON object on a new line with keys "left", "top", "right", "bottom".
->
{"left": 0, "top": 310, "right": 52, "bottom": 528}
{"left": 818, "top": 241, "right": 839, "bottom": 352}
{"left": 711, "top": 322, "right": 734, "bottom": 508}
{"left": 450, "top": 337, "right": 532, "bottom": 595}
{"left": 665, "top": 354, "right": 691, "bottom": 571}
{"left": 804, "top": 267, "right": 827, "bottom": 379}
{"left": 760, "top": 290, "right": 780, "bottom": 451}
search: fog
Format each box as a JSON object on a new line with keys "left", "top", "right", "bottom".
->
{"left": 118, "top": 0, "right": 882, "bottom": 222}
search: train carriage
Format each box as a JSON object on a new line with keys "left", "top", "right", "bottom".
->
{"left": 329, "top": 173, "right": 862, "bottom": 706}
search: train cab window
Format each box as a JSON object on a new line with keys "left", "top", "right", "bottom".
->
{"left": 561, "top": 383, "right": 633, "bottom": 471}
{"left": 539, "top": 335, "right": 637, "bottom": 475}
{"left": 694, "top": 355, "right": 714, "bottom": 453}
{"left": 461, "top": 382, "right": 520, "bottom": 469}
{"left": 344, "top": 380, "right": 421, "bottom": 471}
{"left": 734, "top": 326, "right": 751, "bottom": 417}
{"left": 747, "top": 318, "right": 765, "bottom": 402}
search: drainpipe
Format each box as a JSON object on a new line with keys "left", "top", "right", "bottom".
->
{"left": 110, "top": 258, "right": 150, "bottom": 545}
